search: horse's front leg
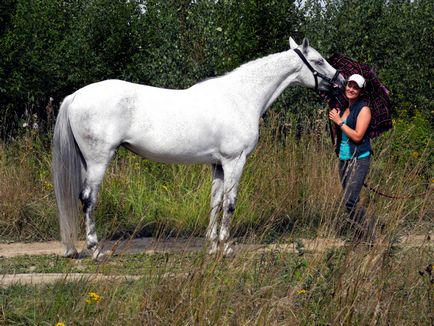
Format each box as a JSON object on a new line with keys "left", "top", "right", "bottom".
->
{"left": 220, "top": 153, "right": 246, "bottom": 257}
{"left": 206, "top": 164, "right": 224, "bottom": 254}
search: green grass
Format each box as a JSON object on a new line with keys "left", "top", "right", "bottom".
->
{"left": 1, "top": 244, "right": 432, "bottom": 325}
{"left": 0, "top": 112, "right": 432, "bottom": 325}
{"left": 1, "top": 113, "right": 431, "bottom": 243}
{"left": 0, "top": 251, "right": 198, "bottom": 276}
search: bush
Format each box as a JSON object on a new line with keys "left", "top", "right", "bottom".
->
{"left": 1, "top": 0, "right": 431, "bottom": 140}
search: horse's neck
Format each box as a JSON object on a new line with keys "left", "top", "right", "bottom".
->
{"left": 225, "top": 51, "right": 300, "bottom": 118}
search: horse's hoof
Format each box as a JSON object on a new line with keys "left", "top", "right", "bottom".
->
{"left": 207, "top": 242, "right": 218, "bottom": 255}
{"left": 78, "top": 248, "right": 92, "bottom": 259}
{"left": 92, "top": 248, "right": 112, "bottom": 262}
{"left": 63, "top": 248, "right": 79, "bottom": 259}
{"left": 223, "top": 243, "right": 235, "bottom": 258}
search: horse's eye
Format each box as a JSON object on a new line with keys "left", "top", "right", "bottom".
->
{"left": 315, "top": 59, "right": 324, "bottom": 66}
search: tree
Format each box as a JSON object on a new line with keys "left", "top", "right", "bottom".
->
{"left": 0, "top": 0, "right": 431, "bottom": 140}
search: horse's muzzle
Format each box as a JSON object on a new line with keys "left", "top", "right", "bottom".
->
{"left": 332, "top": 73, "right": 346, "bottom": 90}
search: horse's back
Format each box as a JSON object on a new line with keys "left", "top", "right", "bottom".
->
{"left": 71, "top": 79, "right": 179, "bottom": 110}
{"left": 65, "top": 79, "right": 257, "bottom": 164}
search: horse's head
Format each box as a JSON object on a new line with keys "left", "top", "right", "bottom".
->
{"left": 289, "top": 37, "right": 345, "bottom": 92}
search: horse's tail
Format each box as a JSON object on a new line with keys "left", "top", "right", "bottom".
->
{"left": 52, "top": 95, "right": 82, "bottom": 255}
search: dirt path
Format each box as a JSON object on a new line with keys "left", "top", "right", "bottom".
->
{"left": 0, "top": 237, "right": 206, "bottom": 258}
{"left": 1, "top": 235, "right": 431, "bottom": 287}
{"left": 1, "top": 235, "right": 430, "bottom": 258}
{"left": 1, "top": 273, "right": 141, "bottom": 286}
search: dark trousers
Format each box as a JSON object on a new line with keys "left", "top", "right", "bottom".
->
{"left": 338, "top": 156, "right": 371, "bottom": 224}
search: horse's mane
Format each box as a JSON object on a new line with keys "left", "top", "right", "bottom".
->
{"left": 191, "top": 51, "right": 289, "bottom": 88}
{"left": 227, "top": 51, "right": 288, "bottom": 76}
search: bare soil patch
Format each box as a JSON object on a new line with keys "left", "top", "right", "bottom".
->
{"left": 1, "top": 234, "right": 430, "bottom": 258}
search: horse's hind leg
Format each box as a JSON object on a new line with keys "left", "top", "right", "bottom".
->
{"left": 80, "top": 158, "right": 113, "bottom": 258}
{"left": 206, "top": 164, "right": 224, "bottom": 254}
{"left": 80, "top": 181, "right": 99, "bottom": 252}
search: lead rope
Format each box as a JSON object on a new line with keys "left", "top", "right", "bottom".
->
{"left": 363, "top": 182, "right": 432, "bottom": 200}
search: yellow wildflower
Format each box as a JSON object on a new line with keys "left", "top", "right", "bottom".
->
{"left": 44, "top": 180, "right": 53, "bottom": 191}
{"left": 297, "top": 289, "right": 307, "bottom": 295}
{"left": 90, "top": 292, "right": 101, "bottom": 302}
{"left": 55, "top": 323, "right": 65, "bottom": 326}
{"left": 86, "top": 292, "right": 101, "bottom": 304}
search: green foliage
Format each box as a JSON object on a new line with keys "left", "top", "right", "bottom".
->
{"left": 3, "top": 0, "right": 431, "bottom": 139}
{"left": 387, "top": 111, "right": 433, "bottom": 175}
{"left": 301, "top": 0, "right": 433, "bottom": 119}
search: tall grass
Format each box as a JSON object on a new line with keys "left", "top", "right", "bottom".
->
{"left": 0, "top": 131, "right": 58, "bottom": 241}
{"left": 0, "top": 111, "right": 431, "bottom": 242}
{"left": 1, "top": 244, "right": 432, "bottom": 324}
{"left": 1, "top": 111, "right": 432, "bottom": 325}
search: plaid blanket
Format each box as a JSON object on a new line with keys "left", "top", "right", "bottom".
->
{"left": 321, "top": 53, "right": 393, "bottom": 138}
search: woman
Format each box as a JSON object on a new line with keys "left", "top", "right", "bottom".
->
{"left": 329, "top": 73, "right": 373, "bottom": 241}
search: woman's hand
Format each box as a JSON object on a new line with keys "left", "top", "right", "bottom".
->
{"left": 328, "top": 108, "right": 342, "bottom": 125}
{"left": 331, "top": 106, "right": 371, "bottom": 143}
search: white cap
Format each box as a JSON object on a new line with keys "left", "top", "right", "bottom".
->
{"left": 347, "top": 74, "right": 366, "bottom": 88}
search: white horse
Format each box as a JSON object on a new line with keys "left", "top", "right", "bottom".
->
{"left": 52, "top": 37, "right": 344, "bottom": 259}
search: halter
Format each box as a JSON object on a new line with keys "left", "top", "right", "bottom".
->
{"left": 294, "top": 48, "right": 340, "bottom": 92}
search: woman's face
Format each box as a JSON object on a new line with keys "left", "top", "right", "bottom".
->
{"left": 345, "top": 81, "right": 362, "bottom": 101}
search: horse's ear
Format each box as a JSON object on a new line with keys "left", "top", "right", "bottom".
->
{"left": 289, "top": 37, "right": 298, "bottom": 49}
{"left": 302, "top": 38, "right": 310, "bottom": 53}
